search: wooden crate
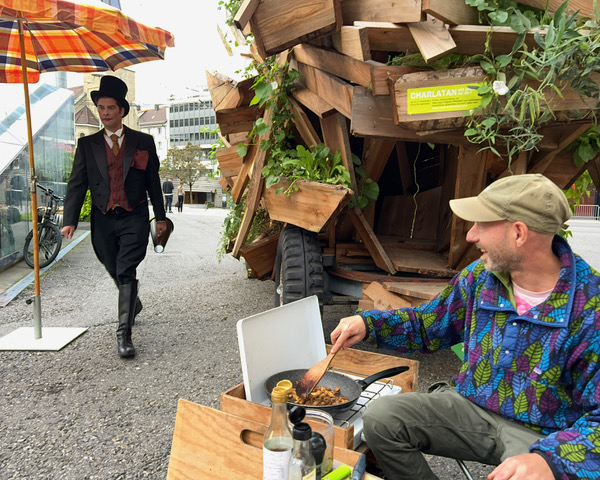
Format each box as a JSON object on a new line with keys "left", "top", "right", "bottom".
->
{"left": 167, "top": 399, "right": 382, "bottom": 479}
{"left": 220, "top": 346, "right": 418, "bottom": 450}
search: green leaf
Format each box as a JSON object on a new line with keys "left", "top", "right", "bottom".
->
{"left": 237, "top": 143, "right": 248, "bottom": 158}
{"left": 496, "top": 55, "right": 512, "bottom": 68}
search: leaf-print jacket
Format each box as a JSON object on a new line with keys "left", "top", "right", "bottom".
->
{"left": 360, "top": 236, "right": 600, "bottom": 479}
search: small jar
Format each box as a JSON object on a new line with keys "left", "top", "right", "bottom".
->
{"left": 304, "top": 409, "right": 334, "bottom": 475}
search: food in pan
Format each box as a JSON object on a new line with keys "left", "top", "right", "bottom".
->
{"left": 288, "top": 385, "right": 349, "bottom": 406}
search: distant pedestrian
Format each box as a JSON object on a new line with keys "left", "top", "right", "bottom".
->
{"left": 62, "top": 75, "right": 167, "bottom": 359}
{"left": 163, "top": 177, "right": 174, "bottom": 213}
{"left": 177, "top": 182, "right": 184, "bottom": 213}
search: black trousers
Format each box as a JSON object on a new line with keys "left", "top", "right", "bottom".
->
{"left": 91, "top": 204, "right": 150, "bottom": 286}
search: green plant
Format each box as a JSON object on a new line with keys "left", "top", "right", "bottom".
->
{"left": 348, "top": 153, "right": 379, "bottom": 209}
{"left": 79, "top": 190, "right": 92, "bottom": 222}
{"left": 464, "top": 0, "right": 600, "bottom": 164}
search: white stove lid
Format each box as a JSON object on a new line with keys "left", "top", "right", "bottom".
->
{"left": 237, "top": 296, "right": 327, "bottom": 404}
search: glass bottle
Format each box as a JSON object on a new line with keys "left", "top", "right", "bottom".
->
{"left": 289, "top": 422, "right": 316, "bottom": 480}
{"left": 263, "top": 386, "right": 293, "bottom": 480}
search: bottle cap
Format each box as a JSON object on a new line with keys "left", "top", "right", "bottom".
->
{"left": 271, "top": 386, "right": 289, "bottom": 403}
{"left": 292, "top": 422, "right": 312, "bottom": 441}
{"left": 289, "top": 405, "right": 306, "bottom": 425}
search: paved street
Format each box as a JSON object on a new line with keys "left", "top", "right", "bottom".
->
{"left": 0, "top": 208, "right": 599, "bottom": 479}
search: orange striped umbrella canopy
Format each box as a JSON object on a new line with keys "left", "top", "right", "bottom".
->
{"left": 0, "top": 0, "right": 175, "bottom": 83}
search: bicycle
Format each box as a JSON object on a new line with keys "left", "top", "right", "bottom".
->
{"left": 23, "top": 184, "right": 64, "bottom": 269}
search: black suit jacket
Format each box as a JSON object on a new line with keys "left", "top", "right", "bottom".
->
{"left": 63, "top": 126, "right": 166, "bottom": 228}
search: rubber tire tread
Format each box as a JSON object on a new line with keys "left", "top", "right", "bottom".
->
{"left": 23, "top": 223, "right": 62, "bottom": 268}
{"left": 276, "top": 225, "right": 324, "bottom": 305}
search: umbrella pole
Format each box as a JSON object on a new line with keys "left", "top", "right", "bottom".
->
{"left": 18, "top": 17, "right": 42, "bottom": 339}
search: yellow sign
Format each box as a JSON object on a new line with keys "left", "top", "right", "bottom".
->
{"left": 407, "top": 83, "right": 482, "bottom": 115}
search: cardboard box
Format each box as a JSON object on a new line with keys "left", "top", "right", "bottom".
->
{"left": 220, "top": 346, "right": 418, "bottom": 450}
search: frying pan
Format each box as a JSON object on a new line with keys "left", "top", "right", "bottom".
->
{"left": 264, "top": 366, "right": 409, "bottom": 416}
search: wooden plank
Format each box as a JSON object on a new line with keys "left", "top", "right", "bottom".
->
{"left": 348, "top": 206, "right": 396, "bottom": 274}
{"left": 213, "top": 77, "right": 255, "bottom": 113}
{"left": 517, "top": 0, "right": 595, "bottom": 18}
{"left": 357, "top": 22, "right": 539, "bottom": 55}
{"left": 291, "top": 86, "right": 336, "bottom": 118}
{"left": 362, "top": 137, "right": 396, "bottom": 182}
{"left": 290, "top": 98, "right": 322, "bottom": 148}
{"left": 206, "top": 70, "right": 236, "bottom": 110}
{"left": 340, "top": 0, "right": 423, "bottom": 24}
{"left": 350, "top": 86, "right": 469, "bottom": 145}
{"left": 232, "top": 111, "right": 272, "bottom": 258}
{"left": 228, "top": 132, "right": 249, "bottom": 145}
{"left": 407, "top": 14, "right": 457, "bottom": 63}
{"left": 528, "top": 124, "right": 592, "bottom": 175}
{"left": 230, "top": 141, "right": 256, "bottom": 204}
{"left": 384, "top": 243, "right": 458, "bottom": 277}
{"left": 250, "top": 0, "right": 342, "bottom": 58}
{"left": 385, "top": 281, "right": 446, "bottom": 301}
{"left": 263, "top": 180, "right": 353, "bottom": 232}
{"left": 422, "top": 0, "right": 479, "bottom": 25}
{"left": 216, "top": 145, "right": 244, "bottom": 178}
{"left": 233, "top": 0, "right": 261, "bottom": 30}
{"left": 448, "top": 145, "right": 487, "bottom": 270}
{"left": 332, "top": 26, "right": 371, "bottom": 61}
{"left": 296, "top": 61, "right": 354, "bottom": 119}
{"left": 294, "top": 43, "right": 414, "bottom": 96}
{"left": 320, "top": 112, "right": 358, "bottom": 192}
{"left": 364, "top": 282, "right": 412, "bottom": 309}
{"left": 216, "top": 105, "right": 263, "bottom": 136}
{"left": 218, "top": 175, "right": 232, "bottom": 192}
{"left": 396, "top": 142, "right": 413, "bottom": 194}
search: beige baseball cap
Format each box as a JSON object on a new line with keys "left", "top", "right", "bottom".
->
{"left": 449, "top": 174, "right": 572, "bottom": 235}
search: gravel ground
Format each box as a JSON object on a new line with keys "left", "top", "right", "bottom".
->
{"left": 1, "top": 209, "right": 597, "bottom": 480}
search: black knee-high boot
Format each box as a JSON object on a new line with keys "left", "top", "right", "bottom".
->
{"left": 113, "top": 278, "right": 142, "bottom": 325}
{"left": 116, "top": 283, "right": 136, "bottom": 358}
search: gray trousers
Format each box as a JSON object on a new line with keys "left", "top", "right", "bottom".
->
{"left": 362, "top": 383, "right": 545, "bottom": 480}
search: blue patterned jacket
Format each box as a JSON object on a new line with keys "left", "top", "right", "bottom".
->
{"left": 360, "top": 236, "right": 600, "bottom": 479}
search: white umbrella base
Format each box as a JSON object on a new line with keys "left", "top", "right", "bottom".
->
{"left": 0, "top": 327, "right": 87, "bottom": 351}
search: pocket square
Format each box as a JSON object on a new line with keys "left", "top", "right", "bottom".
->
{"left": 131, "top": 149, "right": 149, "bottom": 170}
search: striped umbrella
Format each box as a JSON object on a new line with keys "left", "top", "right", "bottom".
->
{"left": 0, "top": 0, "right": 174, "bottom": 342}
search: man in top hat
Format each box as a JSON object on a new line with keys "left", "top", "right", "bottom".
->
{"left": 62, "top": 75, "right": 167, "bottom": 359}
{"left": 330, "top": 174, "right": 600, "bottom": 479}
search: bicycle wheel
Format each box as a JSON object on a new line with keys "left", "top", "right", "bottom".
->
{"left": 23, "top": 223, "right": 62, "bottom": 268}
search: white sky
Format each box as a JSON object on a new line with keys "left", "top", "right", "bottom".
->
{"left": 115, "top": 0, "right": 249, "bottom": 105}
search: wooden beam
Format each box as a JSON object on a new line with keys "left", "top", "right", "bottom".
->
{"left": 528, "top": 124, "right": 592, "bottom": 175}
{"left": 233, "top": 0, "right": 261, "bottom": 30}
{"left": 332, "top": 26, "right": 371, "bottom": 61}
{"left": 340, "top": 0, "right": 423, "bottom": 24}
{"left": 349, "top": 206, "right": 396, "bottom": 274}
{"left": 295, "top": 43, "right": 417, "bottom": 96}
{"left": 216, "top": 105, "right": 263, "bottom": 136}
{"left": 291, "top": 86, "right": 336, "bottom": 118}
{"left": 586, "top": 155, "right": 600, "bottom": 194}
{"left": 407, "top": 14, "right": 457, "bottom": 63}
{"left": 321, "top": 112, "right": 358, "bottom": 192}
{"left": 362, "top": 137, "right": 396, "bottom": 182}
{"left": 448, "top": 145, "right": 487, "bottom": 270}
{"left": 516, "top": 0, "right": 595, "bottom": 18}
{"left": 213, "top": 77, "right": 255, "bottom": 113}
{"left": 230, "top": 141, "right": 256, "bottom": 204}
{"left": 422, "top": 0, "right": 479, "bottom": 25}
{"left": 296, "top": 61, "right": 354, "bottom": 118}
{"left": 396, "top": 142, "right": 413, "bottom": 194}
{"left": 216, "top": 145, "right": 244, "bottom": 178}
{"left": 364, "top": 282, "right": 412, "bottom": 309}
{"left": 206, "top": 70, "right": 236, "bottom": 110}
{"left": 231, "top": 114, "right": 272, "bottom": 258}
{"left": 290, "top": 98, "right": 322, "bottom": 148}
{"left": 357, "top": 22, "right": 540, "bottom": 56}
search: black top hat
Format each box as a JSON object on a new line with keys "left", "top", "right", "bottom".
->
{"left": 90, "top": 76, "right": 130, "bottom": 117}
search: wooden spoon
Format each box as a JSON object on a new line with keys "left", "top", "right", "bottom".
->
{"left": 295, "top": 351, "right": 337, "bottom": 399}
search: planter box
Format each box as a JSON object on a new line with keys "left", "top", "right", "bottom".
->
{"left": 239, "top": 233, "right": 279, "bottom": 279}
{"left": 263, "top": 179, "right": 353, "bottom": 232}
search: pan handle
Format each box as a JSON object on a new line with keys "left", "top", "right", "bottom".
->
{"left": 357, "top": 366, "right": 410, "bottom": 391}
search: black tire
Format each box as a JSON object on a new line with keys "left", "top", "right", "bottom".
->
{"left": 275, "top": 225, "right": 324, "bottom": 306}
{"left": 23, "top": 223, "right": 62, "bottom": 269}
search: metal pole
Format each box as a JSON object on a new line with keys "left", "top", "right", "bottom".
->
{"left": 18, "top": 16, "right": 42, "bottom": 339}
